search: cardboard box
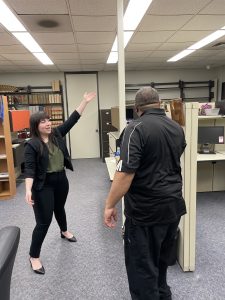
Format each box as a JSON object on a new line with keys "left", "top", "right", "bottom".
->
{"left": 111, "top": 106, "right": 120, "bottom": 130}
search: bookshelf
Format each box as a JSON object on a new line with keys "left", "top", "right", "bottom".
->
{"left": 4, "top": 81, "right": 64, "bottom": 128}
{"left": 0, "top": 96, "right": 16, "bottom": 200}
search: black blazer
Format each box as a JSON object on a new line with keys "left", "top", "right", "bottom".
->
{"left": 24, "top": 110, "right": 80, "bottom": 190}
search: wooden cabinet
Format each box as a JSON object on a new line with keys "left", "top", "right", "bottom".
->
{"left": 0, "top": 96, "right": 16, "bottom": 200}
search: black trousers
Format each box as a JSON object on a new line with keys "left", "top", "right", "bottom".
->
{"left": 124, "top": 217, "right": 180, "bottom": 300}
{"left": 29, "top": 170, "right": 69, "bottom": 258}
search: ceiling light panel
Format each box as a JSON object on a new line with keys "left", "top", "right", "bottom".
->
{"left": 33, "top": 52, "right": 54, "bottom": 65}
{"left": 12, "top": 32, "right": 43, "bottom": 53}
{"left": 123, "top": 0, "right": 153, "bottom": 30}
{"left": 0, "top": 0, "right": 26, "bottom": 31}
{"left": 188, "top": 30, "right": 225, "bottom": 50}
{"left": 167, "top": 49, "right": 196, "bottom": 62}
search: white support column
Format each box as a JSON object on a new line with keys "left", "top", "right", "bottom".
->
{"left": 117, "top": 0, "right": 126, "bottom": 133}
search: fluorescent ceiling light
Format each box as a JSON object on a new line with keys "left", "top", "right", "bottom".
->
{"left": 12, "top": 32, "right": 43, "bottom": 53}
{"left": 33, "top": 53, "right": 54, "bottom": 65}
{"left": 112, "top": 31, "right": 134, "bottom": 51}
{"left": 188, "top": 30, "right": 225, "bottom": 50}
{"left": 167, "top": 49, "right": 196, "bottom": 62}
{"left": 124, "top": 0, "right": 153, "bottom": 30}
{"left": 0, "top": 0, "right": 26, "bottom": 31}
{"left": 107, "top": 52, "right": 118, "bottom": 64}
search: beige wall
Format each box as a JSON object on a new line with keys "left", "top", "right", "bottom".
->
{"left": 0, "top": 68, "right": 218, "bottom": 110}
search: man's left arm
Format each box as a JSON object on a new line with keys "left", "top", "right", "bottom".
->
{"left": 104, "top": 171, "right": 135, "bottom": 228}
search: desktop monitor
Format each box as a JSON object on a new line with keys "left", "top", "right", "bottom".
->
{"left": 198, "top": 126, "right": 224, "bottom": 153}
{"left": 215, "top": 100, "right": 225, "bottom": 115}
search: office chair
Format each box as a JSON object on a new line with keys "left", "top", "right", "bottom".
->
{"left": 0, "top": 226, "right": 20, "bottom": 300}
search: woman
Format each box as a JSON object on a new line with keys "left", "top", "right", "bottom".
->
{"left": 24, "top": 91, "right": 96, "bottom": 275}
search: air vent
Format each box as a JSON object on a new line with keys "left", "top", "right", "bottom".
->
{"left": 38, "top": 20, "right": 59, "bottom": 28}
{"left": 212, "top": 42, "right": 225, "bottom": 48}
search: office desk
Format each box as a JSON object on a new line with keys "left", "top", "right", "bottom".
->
{"left": 197, "top": 151, "right": 225, "bottom": 161}
{"left": 197, "top": 151, "right": 225, "bottom": 192}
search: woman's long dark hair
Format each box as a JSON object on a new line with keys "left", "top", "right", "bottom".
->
{"left": 29, "top": 112, "right": 56, "bottom": 154}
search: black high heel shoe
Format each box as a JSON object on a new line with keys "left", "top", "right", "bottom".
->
{"left": 61, "top": 232, "right": 77, "bottom": 242}
{"left": 29, "top": 258, "right": 45, "bottom": 275}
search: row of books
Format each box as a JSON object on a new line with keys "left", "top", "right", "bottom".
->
{"left": 7, "top": 93, "right": 62, "bottom": 105}
{"left": 29, "top": 93, "right": 62, "bottom": 104}
{"left": 51, "top": 120, "right": 63, "bottom": 128}
{"left": 7, "top": 95, "right": 28, "bottom": 105}
{"left": 44, "top": 106, "right": 63, "bottom": 120}
{"left": 28, "top": 106, "right": 63, "bottom": 120}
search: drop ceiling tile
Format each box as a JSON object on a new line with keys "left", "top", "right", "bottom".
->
{"left": 13, "top": 60, "right": 44, "bottom": 66}
{"left": 20, "top": 65, "right": 49, "bottom": 70}
{"left": 191, "top": 49, "right": 224, "bottom": 56}
{"left": 78, "top": 44, "right": 111, "bottom": 52}
{"left": 126, "top": 43, "right": 161, "bottom": 51}
{"left": 132, "top": 31, "right": 175, "bottom": 43}
{"left": 80, "top": 59, "right": 105, "bottom": 64}
{"left": 48, "top": 52, "right": 80, "bottom": 60}
{"left": 33, "top": 33, "right": 74, "bottom": 45}
{"left": 0, "top": 61, "right": 15, "bottom": 66}
{"left": 1, "top": 53, "right": 35, "bottom": 60}
{"left": 0, "top": 65, "right": 24, "bottom": 71}
{"left": 58, "top": 65, "right": 82, "bottom": 71}
{"left": 0, "top": 33, "right": 19, "bottom": 45}
{"left": 0, "top": 45, "right": 29, "bottom": 54}
{"left": 20, "top": 15, "right": 72, "bottom": 32}
{"left": 158, "top": 42, "right": 192, "bottom": 51}
{"left": 139, "top": 15, "right": 193, "bottom": 31}
{"left": 7, "top": 0, "right": 68, "bottom": 14}
{"left": 69, "top": 0, "right": 120, "bottom": 15}
{"left": 56, "top": 64, "right": 81, "bottom": 68}
{"left": 42, "top": 44, "right": 78, "bottom": 52}
{"left": 76, "top": 32, "right": 115, "bottom": 44}
{"left": 82, "top": 64, "right": 105, "bottom": 71}
{"left": 182, "top": 15, "right": 225, "bottom": 31}
{"left": 72, "top": 16, "right": 116, "bottom": 32}
{"left": 125, "top": 56, "right": 147, "bottom": 63}
{"left": 150, "top": 50, "right": 178, "bottom": 58}
{"left": 125, "top": 51, "right": 151, "bottom": 59}
{"left": 54, "top": 59, "right": 80, "bottom": 65}
{"left": 142, "top": 57, "right": 169, "bottom": 63}
{"left": 79, "top": 52, "right": 107, "bottom": 59}
{"left": 147, "top": 0, "right": 211, "bottom": 15}
{"left": 200, "top": 0, "right": 225, "bottom": 14}
{"left": 167, "top": 31, "right": 213, "bottom": 42}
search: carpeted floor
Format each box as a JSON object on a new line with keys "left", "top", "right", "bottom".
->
{"left": 0, "top": 158, "right": 225, "bottom": 300}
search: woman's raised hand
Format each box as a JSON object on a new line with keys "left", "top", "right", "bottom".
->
{"left": 83, "top": 92, "right": 97, "bottom": 103}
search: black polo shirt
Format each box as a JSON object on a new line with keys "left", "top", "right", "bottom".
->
{"left": 117, "top": 108, "right": 186, "bottom": 225}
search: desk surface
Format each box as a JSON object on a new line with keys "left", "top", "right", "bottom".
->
{"left": 197, "top": 151, "right": 225, "bottom": 161}
{"left": 105, "top": 157, "right": 117, "bottom": 181}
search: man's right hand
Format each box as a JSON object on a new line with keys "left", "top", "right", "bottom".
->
{"left": 104, "top": 207, "right": 118, "bottom": 228}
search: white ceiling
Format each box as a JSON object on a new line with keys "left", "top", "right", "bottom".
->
{"left": 0, "top": 0, "right": 225, "bottom": 72}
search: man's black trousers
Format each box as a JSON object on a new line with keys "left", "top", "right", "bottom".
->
{"left": 30, "top": 170, "right": 69, "bottom": 258}
{"left": 124, "top": 217, "right": 180, "bottom": 300}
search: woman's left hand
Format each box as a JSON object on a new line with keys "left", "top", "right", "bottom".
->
{"left": 83, "top": 92, "right": 97, "bottom": 103}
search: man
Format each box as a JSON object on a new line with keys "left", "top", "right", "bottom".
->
{"left": 104, "top": 87, "right": 186, "bottom": 300}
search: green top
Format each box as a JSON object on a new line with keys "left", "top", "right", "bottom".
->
{"left": 46, "top": 142, "right": 64, "bottom": 173}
